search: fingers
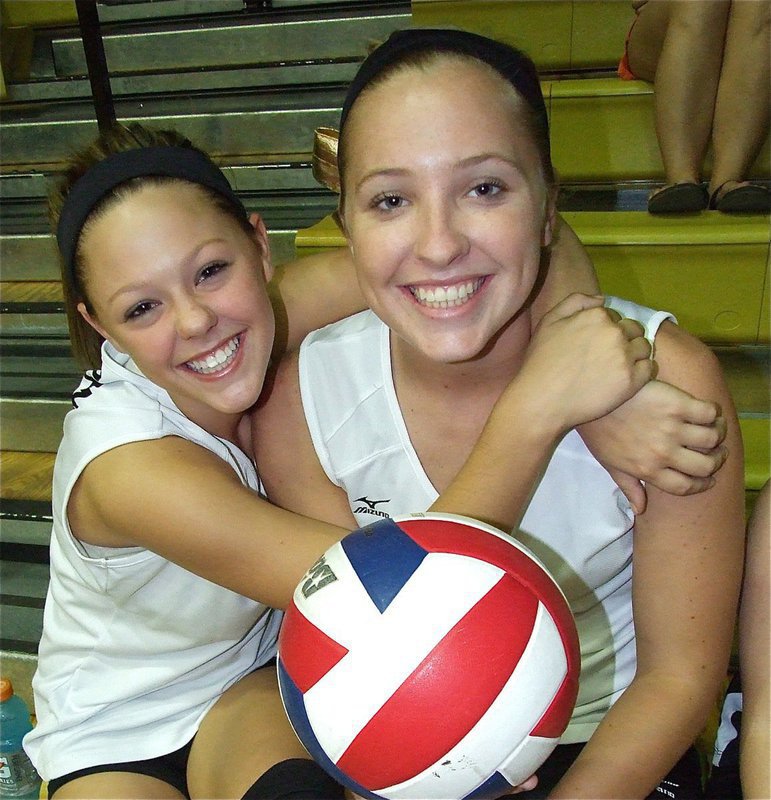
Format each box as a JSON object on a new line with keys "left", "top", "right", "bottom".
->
{"left": 685, "top": 399, "right": 723, "bottom": 426}
{"left": 675, "top": 417, "right": 728, "bottom": 452}
{"left": 507, "top": 774, "right": 538, "bottom": 794}
{"left": 541, "top": 292, "right": 606, "bottom": 325}
{"left": 647, "top": 380, "right": 723, "bottom": 426}
{"left": 662, "top": 443, "right": 729, "bottom": 479}
{"left": 627, "top": 333, "right": 653, "bottom": 363}
{"left": 616, "top": 317, "right": 646, "bottom": 346}
{"left": 631, "top": 354, "right": 658, "bottom": 393}
{"left": 609, "top": 469, "right": 649, "bottom": 515}
{"left": 646, "top": 468, "right": 718, "bottom": 497}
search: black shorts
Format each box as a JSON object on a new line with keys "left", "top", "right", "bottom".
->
{"left": 46, "top": 737, "right": 194, "bottom": 798}
{"left": 518, "top": 742, "right": 705, "bottom": 799}
{"left": 46, "top": 658, "right": 279, "bottom": 799}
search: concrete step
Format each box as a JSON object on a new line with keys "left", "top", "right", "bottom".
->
{"left": 0, "top": 547, "right": 49, "bottom": 656}
{"left": 0, "top": 87, "right": 347, "bottom": 166}
{"left": 0, "top": 162, "right": 338, "bottom": 241}
{"left": 47, "top": 7, "right": 409, "bottom": 79}
{"left": 4, "top": 60, "right": 362, "bottom": 103}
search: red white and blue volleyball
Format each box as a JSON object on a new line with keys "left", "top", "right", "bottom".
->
{"left": 277, "top": 513, "right": 580, "bottom": 799}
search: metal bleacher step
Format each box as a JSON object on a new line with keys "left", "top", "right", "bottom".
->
{"left": 48, "top": 7, "right": 410, "bottom": 80}
{"left": 2, "top": 2, "right": 410, "bottom": 162}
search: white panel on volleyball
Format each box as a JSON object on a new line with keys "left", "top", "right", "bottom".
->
{"left": 382, "top": 603, "right": 566, "bottom": 799}
{"left": 302, "top": 549, "right": 506, "bottom": 761}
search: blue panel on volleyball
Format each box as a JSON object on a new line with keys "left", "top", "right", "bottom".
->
{"left": 463, "top": 771, "right": 514, "bottom": 799}
{"left": 277, "top": 659, "right": 384, "bottom": 800}
{"left": 340, "top": 518, "right": 428, "bottom": 613}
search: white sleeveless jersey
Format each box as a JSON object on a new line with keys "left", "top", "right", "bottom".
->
{"left": 299, "top": 298, "right": 674, "bottom": 744}
{"left": 25, "top": 342, "right": 282, "bottom": 781}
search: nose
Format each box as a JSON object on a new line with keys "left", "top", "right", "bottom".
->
{"left": 175, "top": 293, "right": 217, "bottom": 339}
{"left": 414, "top": 199, "right": 469, "bottom": 268}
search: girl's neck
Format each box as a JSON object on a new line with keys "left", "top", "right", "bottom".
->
{"left": 389, "top": 310, "right": 534, "bottom": 495}
{"left": 171, "top": 392, "right": 247, "bottom": 452}
{"left": 390, "top": 309, "right": 533, "bottom": 395}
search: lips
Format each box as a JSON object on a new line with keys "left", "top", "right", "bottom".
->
{"left": 184, "top": 334, "right": 241, "bottom": 375}
{"left": 408, "top": 277, "right": 485, "bottom": 309}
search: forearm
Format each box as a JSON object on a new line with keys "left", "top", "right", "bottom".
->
{"left": 738, "top": 483, "right": 770, "bottom": 799}
{"left": 430, "top": 379, "right": 560, "bottom": 533}
{"left": 741, "top": 708, "right": 770, "bottom": 800}
{"left": 435, "top": 294, "right": 655, "bottom": 532}
{"left": 549, "top": 672, "right": 718, "bottom": 799}
{"left": 531, "top": 215, "right": 600, "bottom": 328}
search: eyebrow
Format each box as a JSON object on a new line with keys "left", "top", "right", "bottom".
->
{"left": 354, "top": 152, "right": 524, "bottom": 193}
{"left": 106, "top": 238, "right": 227, "bottom": 304}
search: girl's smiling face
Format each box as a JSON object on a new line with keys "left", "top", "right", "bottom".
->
{"left": 341, "top": 56, "right": 555, "bottom": 366}
{"left": 77, "top": 181, "right": 275, "bottom": 438}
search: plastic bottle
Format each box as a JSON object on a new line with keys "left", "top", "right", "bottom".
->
{"left": 0, "top": 679, "right": 40, "bottom": 799}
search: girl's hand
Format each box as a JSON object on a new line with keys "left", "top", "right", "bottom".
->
{"left": 517, "top": 293, "right": 655, "bottom": 436}
{"left": 578, "top": 380, "right": 728, "bottom": 513}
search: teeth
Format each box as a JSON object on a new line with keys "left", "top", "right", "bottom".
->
{"left": 410, "top": 279, "right": 483, "bottom": 309}
{"left": 186, "top": 336, "right": 240, "bottom": 375}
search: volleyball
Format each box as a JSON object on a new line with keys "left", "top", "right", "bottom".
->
{"left": 277, "top": 513, "right": 580, "bottom": 800}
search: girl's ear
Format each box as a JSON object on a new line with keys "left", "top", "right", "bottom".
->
{"left": 334, "top": 202, "right": 353, "bottom": 253}
{"left": 248, "top": 212, "right": 274, "bottom": 283}
{"left": 77, "top": 302, "right": 116, "bottom": 349}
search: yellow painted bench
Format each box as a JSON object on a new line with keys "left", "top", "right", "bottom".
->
{"left": 412, "top": 0, "right": 632, "bottom": 70}
{"left": 297, "top": 212, "right": 770, "bottom": 345}
{"left": 547, "top": 79, "right": 771, "bottom": 183}
{"left": 415, "top": 2, "right": 770, "bottom": 182}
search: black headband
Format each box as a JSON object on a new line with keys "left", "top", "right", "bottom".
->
{"left": 340, "top": 28, "right": 550, "bottom": 151}
{"left": 56, "top": 145, "right": 248, "bottom": 283}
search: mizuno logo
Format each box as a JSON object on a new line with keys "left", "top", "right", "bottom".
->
{"left": 353, "top": 496, "right": 391, "bottom": 518}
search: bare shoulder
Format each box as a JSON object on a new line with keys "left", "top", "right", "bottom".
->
{"left": 252, "top": 348, "right": 357, "bottom": 527}
{"left": 653, "top": 321, "right": 724, "bottom": 393}
{"left": 632, "top": 323, "right": 745, "bottom": 684}
{"left": 637, "top": 319, "right": 744, "bottom": 532}
{"left": 252, "top": 348, "right": 304, "bottom": 454}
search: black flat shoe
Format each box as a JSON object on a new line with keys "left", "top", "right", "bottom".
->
{"left": 647, "top": 183, "right": 709, "bottom": 214}
{"left": 710, "top": 182, "right": 771, "bottom": 213}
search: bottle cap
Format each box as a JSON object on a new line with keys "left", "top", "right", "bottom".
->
{"left": 0, "top": 678, "right": 14, "bottom": 702}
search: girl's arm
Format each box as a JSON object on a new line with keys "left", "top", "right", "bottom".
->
{"left": 73, "top": 296, "right": 649, "bottom": 612}
{"left": 532, "top": 218, "right": 727, "bottom": 506}
{"left": 530, "top": 215, "right": 600, "bottom": 322}
{"left": 549, "top": 324, "right": 745, "bottom": 799}
{"left": 67, "top": 436, "right": 348, "bottom": 609}
{"left": 268, "top": 247, "right": 364, "bottom": 357}
{"left": 256, "top": 292, "right": 654, "bottom": 531}
{"left": 739, "top": 481, "right": 770, "bottom": 800}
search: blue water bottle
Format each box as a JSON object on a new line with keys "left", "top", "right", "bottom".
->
{"left": 0, "top": 679, "right": 40, "bottom": 799}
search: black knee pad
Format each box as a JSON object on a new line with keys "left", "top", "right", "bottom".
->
{"left": 241, "top": 759, "right": 345, "bottom": 800}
